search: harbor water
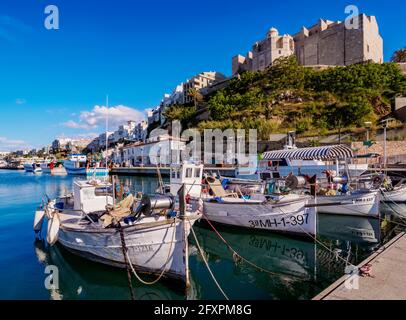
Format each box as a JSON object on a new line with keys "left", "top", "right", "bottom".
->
{"left": 0, "top": 169, "right": 405, "bottom": 300}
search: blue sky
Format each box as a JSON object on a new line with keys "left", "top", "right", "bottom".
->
{"left": 0, "top": 0, "right": 405, "bottom": 151}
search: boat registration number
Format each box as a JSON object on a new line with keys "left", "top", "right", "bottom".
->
{"left": 248, "top": 213, "right": 309, "bottom": 229}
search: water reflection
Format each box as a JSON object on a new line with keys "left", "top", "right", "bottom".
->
{"left": 33, "top": 239, "right": 184, "bottom": 300}
{"left": 318, "top": 214, "right": 381, "bottom": 246}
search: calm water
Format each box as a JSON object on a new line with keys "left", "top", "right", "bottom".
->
{"left": 0, "top": 169, "right": 404, "bottom": 300}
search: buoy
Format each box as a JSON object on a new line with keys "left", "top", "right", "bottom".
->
{"left": 47, "top": 213, "right": 60, "bottom": 246}
{"left": 33, "top": 210, "right": 45, "bottom": 232}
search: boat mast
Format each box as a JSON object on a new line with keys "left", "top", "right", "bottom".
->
{"left": 106, "top": 95, "right": 109, "bottom": 206}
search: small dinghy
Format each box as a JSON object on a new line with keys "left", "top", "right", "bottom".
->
{"left": 35, "top": 171, "right": 202, "bottom": 285}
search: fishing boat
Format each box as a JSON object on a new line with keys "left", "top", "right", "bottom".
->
{"left": 34, "top": 166, "right": 202, "bottom": 285}
{"left": 24, "top": 161, "right": 42, "bottom": 173}
{"left": 40, "top": 160, "right": 66, "bottom": 175}
{"left": 64, "top": 154, "right": 109, "bottom": 177}
{"left": 379, "top": 177, "right": 406, "bottom": 203}
{"left": 314, "top": 190, "right": 380, "bottom": 217}
{"left": 168, "top": 162, "right": 316, "bottom": 237}
{"left": 63, "top": 154, "right": 87, "bottom": 175}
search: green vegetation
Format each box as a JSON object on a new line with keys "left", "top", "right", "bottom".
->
{"left": 391, "top": 47, "right": 406, "bottom": 63}
{"left": 165, "top": 56, "right": 406, "bottom": 139}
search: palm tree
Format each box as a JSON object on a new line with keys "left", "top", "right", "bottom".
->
{"left": 391, "top": 48, "right": 406, "bottom": 63}
{"left": 188, "top": 88, "right": 203, "bottom": 108}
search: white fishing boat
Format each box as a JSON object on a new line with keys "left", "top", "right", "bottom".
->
{"left": 63, "top": 154, "right": 87, "bottom": 175}
{"left": 203, "top": 192, "right": 316, "bottom": 236}
{"left": 168, "top": 162, "right": 316, "bottom": 237}
{"left": 24, "top": 162, "right": 42, "bottom": 173}
{"left": 314, "top": 190, "right": 380, "bottom": 218}
{"left": 34, "top": 167, "right": 202, "bottom": 285}
{"left": 380, "top": 178, "right": 406, "bottom": 203}
{"left": 64, "top": 154, "right": 109, "bottom": 177}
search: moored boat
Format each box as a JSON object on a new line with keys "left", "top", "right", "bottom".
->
{"left": 24, "top": 162, "right": 42, "bottom": 173}
{"left": 314, "top": 190, "right": 380, "bottom": 218}
{"left": 35, "top": 165, "right": 202, "bottom": 285}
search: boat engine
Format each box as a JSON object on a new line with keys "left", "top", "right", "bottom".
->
{"left": 285, "top": 175, "right": 307, "bottom": 190}
{"left": 132, "top": 194, "right": 175, "bottom": 217}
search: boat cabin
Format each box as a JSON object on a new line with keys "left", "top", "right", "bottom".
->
{"left": 170, "top": 162, "right": 204, "bottom": 198}
{"left": 73, "top": 180, "right": 113, "bottom": 213}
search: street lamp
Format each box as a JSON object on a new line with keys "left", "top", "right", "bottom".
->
{"left": 364, "top": 121, "right": 372, "bottom": 165}
{"left": 380, "top": 118, "right": 395, "bottom": 168}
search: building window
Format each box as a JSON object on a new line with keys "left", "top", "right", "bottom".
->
{"left": 279, "top": 50, "right": 282, "bottom": 54}
{"left": 367, "top": 45, "right": 370, "bottom": 53}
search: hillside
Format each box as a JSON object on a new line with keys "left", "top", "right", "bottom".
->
{"left": 164, "top": 56, "right": 406, "bottom": 140}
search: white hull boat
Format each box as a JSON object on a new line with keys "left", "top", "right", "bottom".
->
{"left": 203, "top": 195, "right": 316, "bottom": 236}
{"left": 55, "top": 213, "right": 197, "bottom": 282}
{"left": 24, "top": 163, "right": 42, "bottom": 173}
{"left": 314, "top": 190, "right": 380, "bottom": 218}
{"left": 36, "top": 164, "right": 204, "bottom": 285}
{"left": 380, "top": 185, "right": 406, "bottom": 203}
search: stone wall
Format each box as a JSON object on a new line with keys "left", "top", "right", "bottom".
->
{"left": 352, "top": 141, "right": 406, "bottom": 164}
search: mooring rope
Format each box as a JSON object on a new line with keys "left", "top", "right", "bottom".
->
{"left": 118, "top": 224, "right": 135, "bottom": 300}
{"left": 124, "top": 218, "right": 177, "bottom": 285}
{"left": 187, "top": 217, "right": 229, "bottom": 300}
{"left": 200, "top": 212, "right": 313, "bottom": 281}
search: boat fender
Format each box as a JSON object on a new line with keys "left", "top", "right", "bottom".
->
{"left": 46, "top": 212, "right": 60, "bottom": 246}
{"left": 33, "top": 209, "right": 45, "bottom": 233}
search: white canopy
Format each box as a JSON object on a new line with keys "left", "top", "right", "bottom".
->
{"left": 262, "top": 145, "right": 354, "bottom": 160}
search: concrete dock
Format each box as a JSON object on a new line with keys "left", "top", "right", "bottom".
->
{"left": 110, "top": 166, "right": 237, "bottom": 177}
{"left": 314, "top": 232, "right": 406, "bottom": 300}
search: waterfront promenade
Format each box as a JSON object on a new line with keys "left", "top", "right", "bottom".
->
{"left": 110, "top": 166, "right": 237, "bottom": 177}
{"left": 314, "top": 232, "right": 406, "bottom": 300}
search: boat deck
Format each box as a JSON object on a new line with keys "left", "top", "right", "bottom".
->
{"left": 313, "top": 232, "right": 406, "bottom": 300}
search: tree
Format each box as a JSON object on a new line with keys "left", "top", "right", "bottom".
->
{"left": 391, "top": 48, "right": 406, "bottom": 63}
{"left": 188, "top": 88, "right": 203, "bottom": 108}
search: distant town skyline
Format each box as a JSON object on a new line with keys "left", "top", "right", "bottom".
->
{"left": 0, "top": 0, "right": 405, "bottom": 151}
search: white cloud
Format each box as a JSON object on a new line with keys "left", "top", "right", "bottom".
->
{"left": 15, "top": 98, "right": 26, "bottom": 105}
{"left": 62, "top": 105, "right": 146, "bottom": 131}
{"left": 0, "top": 136, "right": 30, "bottom": 151}
{"left": 62, "top": 120, "right": 91, "bottom": 129}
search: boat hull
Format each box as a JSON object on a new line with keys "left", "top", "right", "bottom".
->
{"left": 381, "top": 185, "right": 406, "bottom": 203}
{"left": 203, "top": 198, "right": 316, "bottom": 236}
{"left": 315, "top": 191, "right": 379, "bottom": 217}
{"left": 24, "top": 163, "right": 41, "bottom": 173}
{"left": 57, "top": 217, "right": 196, "bottom": 283}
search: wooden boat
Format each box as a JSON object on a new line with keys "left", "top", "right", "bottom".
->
{"left": 380, "top": 183, "right": 406, "bottom": 203}
{"left": 314, "top": 190, "right": 380, "bottom": 218}
{"left": 35, "top": 173, "right": 202, "bottom": 285}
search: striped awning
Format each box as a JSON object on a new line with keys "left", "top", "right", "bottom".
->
{"left": 262, "top": 145, "right": 354, "bottom": 160}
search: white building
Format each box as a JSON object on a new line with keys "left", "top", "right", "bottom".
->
{"left": 132, "top": 120, "right": 148, "bottom": 142}
{"left": 116, "top": 135, "right": 187, "bottom": 167}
